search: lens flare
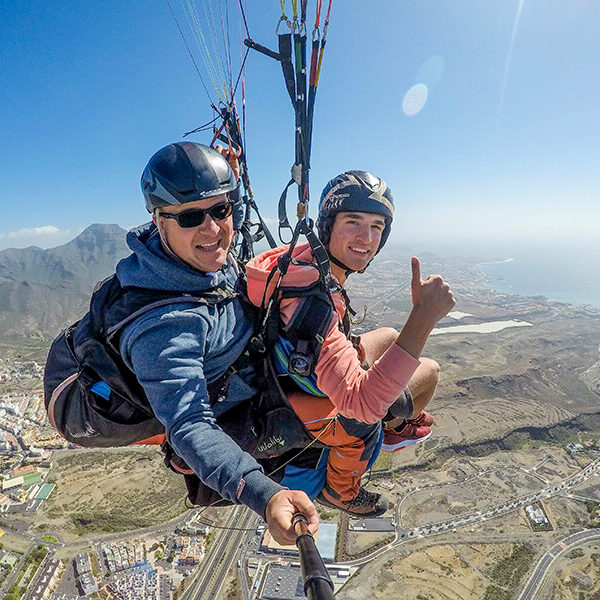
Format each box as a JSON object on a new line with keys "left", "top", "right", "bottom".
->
{"left": 402, "top": 83, "right": 428, "bottom": 116}
{"left": 498, "top": 0, "right": 527, "bottom": 120}
{"left": 417, "top": 55, "right": 445, "bottom": 91}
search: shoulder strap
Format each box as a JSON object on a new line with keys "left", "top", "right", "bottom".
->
{"left": 86, "top": 274, "right": 236, "bottom": 353}
{"left": 281, "top": 288, "right": 334, "bottom": 377}
{"left": 105, "top": 287, "right": 234, "bottom": 341}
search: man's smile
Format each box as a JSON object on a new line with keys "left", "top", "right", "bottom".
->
{"left": 196, "top": 240, "right": 221, "bottom": 252}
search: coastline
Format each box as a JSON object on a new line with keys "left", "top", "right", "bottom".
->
{"left": 477, "top": 259, "right": 600, "bottom": 310}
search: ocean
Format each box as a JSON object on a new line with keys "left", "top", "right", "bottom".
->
{"left": 394, "top": 238, "right": 600, "bottom": 309}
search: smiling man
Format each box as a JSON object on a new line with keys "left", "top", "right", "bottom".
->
{"left": 245, "top": 171, "right": 455, "bottom": 516}
{"left": 114, "top": 142, "right": 318, "bottom": 545}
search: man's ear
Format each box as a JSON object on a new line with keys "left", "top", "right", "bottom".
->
{"left": 152, "top": 212, "right": 157, "bottom": 226}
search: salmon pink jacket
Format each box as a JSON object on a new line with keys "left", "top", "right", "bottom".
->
{"left": 245, "top": 242, "right": 420, "bottom": 424}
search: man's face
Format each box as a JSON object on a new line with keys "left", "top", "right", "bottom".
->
{"left": 154, "top": 193, "right": 234, "bottom": 272}
{"left": 328, "top": 211, "right": 386, "bottom": 273}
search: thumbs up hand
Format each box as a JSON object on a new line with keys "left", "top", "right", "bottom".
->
{"left": 410, "top": 257, "right": 455, "bottom": 326}
{"left": 394, "top": 257, "right": 456, "bottom": 359}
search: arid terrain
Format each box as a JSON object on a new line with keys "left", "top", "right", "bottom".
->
{"left": 333, "top": 252, "right": 600, "bottom": 600}
{"left": 2, "top": 250, "right": 599, "bottom": 599}
{"left": 38, "top": 448, "right": 188, "bottom": 540}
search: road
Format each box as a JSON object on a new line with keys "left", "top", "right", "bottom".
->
{"left": 181, "top": 505, "right": 255, "bottom": 600}
{"left": 517, "top": 529, "right": 600, "bottom": 600}
{"left": 0, "top": 540, "right": 35, "bottom": 597}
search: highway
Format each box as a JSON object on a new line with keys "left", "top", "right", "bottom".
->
{"left": 517, "top": 529, "right": 600, "bottom": 600}
{"left": 181, "top": 505, "right": 255, "bottom": 600}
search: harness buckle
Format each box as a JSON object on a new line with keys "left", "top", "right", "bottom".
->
{"left": 249, "top": 335, "right": 267, "bottom": 356}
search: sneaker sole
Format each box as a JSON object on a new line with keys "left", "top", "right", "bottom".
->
{"left": 382, "top": 431, "right": 432, "bottom": 453}
{"left": 315, "top": 493, "right": 388, "bottom": 518}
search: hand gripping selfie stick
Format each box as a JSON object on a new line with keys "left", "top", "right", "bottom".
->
{"left": 293, "top": 513, "right": 335, "bottom": 600}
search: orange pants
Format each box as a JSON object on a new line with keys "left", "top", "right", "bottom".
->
{"left": 288, "top": 391, "right": 382, "bottom": 501}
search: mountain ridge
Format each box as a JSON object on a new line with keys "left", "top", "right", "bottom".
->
{"left": 0, "top": 224, "right": 130, "bottom": 341}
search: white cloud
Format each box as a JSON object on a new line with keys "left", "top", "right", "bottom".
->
{"left": 0, "top": 225, "right": 73, "bottom": 250}
{"left": 1, "top": 225, "right": 66, "bottom": 239}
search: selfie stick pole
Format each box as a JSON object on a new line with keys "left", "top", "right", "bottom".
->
{"left": 293, "top": 513, "right": 336, "bottom": 600}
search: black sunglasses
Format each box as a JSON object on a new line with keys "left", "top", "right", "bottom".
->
{"left": 158, "top": 200, "right": 233, "bottom": 228}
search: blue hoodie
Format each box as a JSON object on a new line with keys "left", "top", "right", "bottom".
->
{"left": 117, "top": 223, "right": 284, "bottom": 517}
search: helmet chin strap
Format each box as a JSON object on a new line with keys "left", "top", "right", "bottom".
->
{"left": 327, "top": 246, "right": 375, "bottom": 278}
{"left": 328, "top": 251, "right": 357, "bottom": 277}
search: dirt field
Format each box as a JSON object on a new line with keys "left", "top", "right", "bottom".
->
{"left": 337, "top": 440, "right": 600, "bottom": 600}
{"left": 29, "top": 446, "right": 188, "bottom": 541}
{"left": 338, "top": 535, "right": 566, "bottom": 600}
{"left": 0, "top": 528, "right": 32, "bottom": 553}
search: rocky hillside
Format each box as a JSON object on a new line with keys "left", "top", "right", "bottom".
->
{"left": 0, "top": 224, "right": 130, "bottom": 341}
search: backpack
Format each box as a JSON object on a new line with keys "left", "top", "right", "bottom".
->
{"left": 43, "top": 274, "right": 234, "bottom": 447}
{"left": 245, "top": 232, "right": 353, "bottom": 397}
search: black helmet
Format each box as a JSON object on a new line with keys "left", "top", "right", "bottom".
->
{"left": 141, "top": 142, "right": 243, "bottom": 229}
{"left": 317, "top": 170, "right": 394, "bottom": 253}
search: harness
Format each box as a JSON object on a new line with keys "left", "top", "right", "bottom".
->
{"left": 44, "top": 264, "right": 327, "bottom": 505}
{"left": 243, "top": 218, "right": 363, "bottom": 406}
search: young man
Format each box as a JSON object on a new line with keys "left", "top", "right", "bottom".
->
{"left": 246, "top": 171, "right": 455, "bottom": 516}
{"left": 117, "top": 141, "right": 318, "bottom": 545}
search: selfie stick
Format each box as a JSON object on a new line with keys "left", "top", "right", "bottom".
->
{"left": 293, "top": 513, "right": 335, "bottom": 600}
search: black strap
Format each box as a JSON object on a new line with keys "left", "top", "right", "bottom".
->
{"left": 328, "top": 251, "right": 357, "bottom": 277}
{"left": 278, "top": 178, "right": 296, "bottom": 243}
{"left": 248, "top": 21, "right": 312, "bottom": 240}
{"left": 236, "top": 221, "right": 256, "bottom": 264}
{"left": 245, "top": 8, "right": 335, "bottom": 252}
{"left": 305, "top": 36, "right": 319, "bottom": 154}
{"left": 249, "top": 196, "right": 278, "bottom": 248}
{"left": 300, "top": 221, "right": 333, "bottom": 291}
{"left": 278, "top": 32, "right": 297, "bottom": 105}
{"left": 293, "top": 25, "right": 309, "bottom": 191}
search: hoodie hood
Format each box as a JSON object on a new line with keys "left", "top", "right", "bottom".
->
{"left": 246, "top": 242, "right": 327, "bottom": 308}
{"left": 116, "top": 222, "right": 228, "bottom": 292}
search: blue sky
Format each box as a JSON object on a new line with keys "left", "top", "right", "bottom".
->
{"left": 1, "top": 0, "right": 599, "bottom": 251}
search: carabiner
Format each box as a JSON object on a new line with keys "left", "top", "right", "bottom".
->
{"left": 276, "top": 15, "right": 293, "bottom": 35}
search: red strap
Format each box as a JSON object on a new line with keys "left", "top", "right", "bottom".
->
{"left": 325, "top": 0, "right": 332, "bottom": 24}
{"left": 315, "top": 0, "right": 323, "bottom": 27}
{"left": 309, "top": 43, "right": 319, "bottom": 87}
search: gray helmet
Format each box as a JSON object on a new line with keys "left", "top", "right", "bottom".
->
{"left": 141, "top": 142, "right": 243, "bottom": 229}
{"left": 317, "top": 170, "right": 394, "bottom": 253}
